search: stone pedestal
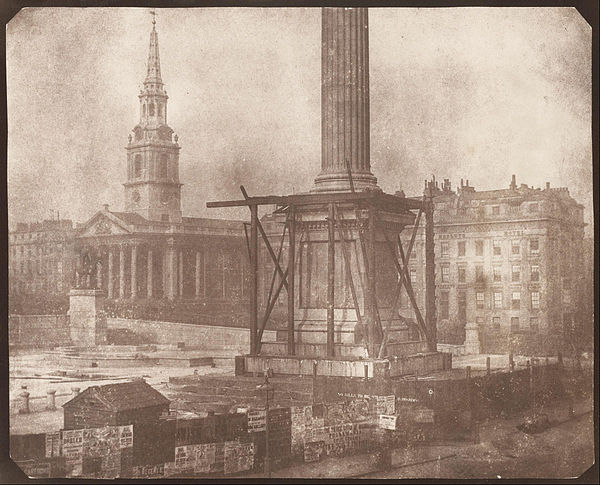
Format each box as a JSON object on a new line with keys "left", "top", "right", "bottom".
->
{"left": 68, "top": 289, "right": 107, "bottom": 347}
{"left": 464, "top": 322, "right": 480, "bottom": 355}
{"left": 265, "top": 201, "right": 416, "bottom": 358}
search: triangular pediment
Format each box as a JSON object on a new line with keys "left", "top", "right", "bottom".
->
{"left": 78, "top": 212, "right": 133, "bottom": 237}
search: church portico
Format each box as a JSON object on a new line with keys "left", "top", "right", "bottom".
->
{"left": 72, "top": 17, "right": 251, "bottom": 323}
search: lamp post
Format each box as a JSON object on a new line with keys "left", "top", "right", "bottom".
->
{"left": 257, "top": 369, "right": 274, "bottom": 478}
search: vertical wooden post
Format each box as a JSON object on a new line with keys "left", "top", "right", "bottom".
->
{"left": 327, "top": 203, "right": 335, "bottom": 357}
{"left": 287, "top": 206, "right": 296, "bottom": 355}
{"left": 250, "top": 204, "right": 259, "bottom": 356}
{"left": 367, "top": 206, "right": 376, "bottom": 356}
{"left": 486, "top": 356, "right": 491, "bottom": 375}
{"left": 425, "top": 193, "right": 436, "bottom": 351}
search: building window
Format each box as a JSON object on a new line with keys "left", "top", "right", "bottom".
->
{"left": 511, "top": 317, "right": 520, "bottom": 331}
{"left": 458, "top": 266, "right": 466, "bottom": 283}
{"left": 157, "top": 103, "right": 162, "bottom": 117}
{"left": 476, "top": 291, "right": 485, "bottom": 309}
{"left": 441, "top": 242, "right": 449, "bottom": 257}
{"left": 441, "top": 265, "right": 450, "bottom": 283}
{"left": 410, "top": 268, "right": 417, "bottom": 285}
{"left": 161, "top": 214, "right": 169, "bottom": 222}
{"left": 440, "top": 291, "right": 449, "bottom": 319}
{"left": 493, "top": 240, "right": 502, "bottom": 256}
{"left": 511, "top": 239, "right": 520, "bottom": 255}
{"left": 493, "top": 265, "right": 502, "bottom": 282}
{"left": 494, "top": 291, "right": 502, "bottom": 309}
{"left": 492, "top": 206, "right": 500, "bottom": 215}
{"left": 530, "top": 264, "right": 539, "bottom": 282}
{"left": 458, "top": 241, "right": 466, "bottom": 257}
{"left": 511, "top": 264, "right": 520, "bottom": 282}
{"left": 529, "top": 202, "right": 538, "bottom": 213}
{"left": 134, "top": 155, "right": 142, "bottom": 178}
{"left": 475, "top": 240, "right": 484, "bottom": 256}
{"left": 149, "top": 103, "right": 155, "bottom": 116}
{"left": 492, "top": 316, "right": 501, "bottom": 329}
{"left": 531, "top": 291, "right": 540, "bottom": 310}
{"left": 530, "top": 317, "right": 539, "bottom": 332}
{"left": 475, "top": 265, "right": 484, "bottom": 283}
{"left": 530, "top": 238, "right": 539, "bottom": 255}
{"left": 512, "top": 291, "right": 520, "bottom": 309}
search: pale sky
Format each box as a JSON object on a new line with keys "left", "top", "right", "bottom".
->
{"left": 7, "top": 7, "right": 593, "bottom": 233}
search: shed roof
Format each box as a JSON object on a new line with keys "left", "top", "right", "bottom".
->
{"left": 63, "top": 380, "right": 170, "bottom": 412}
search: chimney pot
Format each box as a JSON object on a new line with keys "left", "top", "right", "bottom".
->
{"left": 546, "top": 182, "right": 550, "bottom": 189}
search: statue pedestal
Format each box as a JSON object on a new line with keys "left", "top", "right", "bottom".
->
{"left": 464, "top": 322, "right": 480, "bottom": 355}
{"left": 68, "top": 289, "right": 107, "bottom": 347}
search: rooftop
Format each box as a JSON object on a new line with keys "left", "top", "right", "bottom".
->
{"left": 62, "top": 379, "right": 170, "bottom": 412}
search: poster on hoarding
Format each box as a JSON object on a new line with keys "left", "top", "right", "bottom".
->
{"left": 133, "top": 463, "right": 165, "bottom": 478}
{"left": 118, "top": 425, "right": 133, "bottom": 448}
{"left": 304, "top": 441, "right": 325, "bottom": 463}
{"left": 45, "top": 431, "right": 61, "bottom": 458}
{"left": 194, "top": 443, "right": 217, "bottom": 474}
{"left": 174, "top": 445, "right": 195, "bottom": 471}
{"left": 247, "top": 409, "right": 267, "bottom": 433}
{"left": 224, "top": 441, "right": 255, "bottom": 475}
{"left": 82, "top": 426, "right": 120, "bottom": 458}
{"left": 19, "top": 461, "right": 52, "bottom": 478}
{"left": 379, "top": 414, "right": 398, "bottom": 430}
{"left": 62, "top": 429, "right": 84, "bottom": 477}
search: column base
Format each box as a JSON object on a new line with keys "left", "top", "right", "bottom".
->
{"left": 312, "top": 171, "right": 379, "bottom": 193}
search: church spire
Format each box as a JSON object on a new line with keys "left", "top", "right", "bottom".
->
{"left": 145, "top": 11, "right": 163, "bottom": 86}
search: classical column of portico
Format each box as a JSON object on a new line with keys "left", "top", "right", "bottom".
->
{"left": 165, "top": 240, "right": 177, "bottom": 300}
{"left": 147, "top": 249, "right": 153, "bottom": 298}
{"left": 119, "top": 245, "right": 126, "bottom": 299}
{"left": 131, "top": 244, "right": 138, "bottom": 299}
{"left": 313, "top": 7, "right": 378, "bottom": 193}
{"left": 107, "top": 249, "right": 114, "bottom": 298}
{"left": 178, "top": 249, "right": 184, "bottom": 297}
{"left": 195, "top": 251, "right": 202, "bottom": 298}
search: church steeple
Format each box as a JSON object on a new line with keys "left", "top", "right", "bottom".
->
{"left": 124, "top": 13, "right": 182, "bottom": 224}
{"left": 145, "top": 14, "right": 162, "bottom": 85}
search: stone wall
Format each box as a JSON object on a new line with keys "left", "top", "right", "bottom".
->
{"left": 9, "top": 315, "right": 71, "bottom": 349}
{"left": 106, "top": 318, "right": 276, "bottom": 352}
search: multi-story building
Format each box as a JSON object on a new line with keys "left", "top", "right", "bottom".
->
{"left": 8, "top": 219, "right": 77, "bottom": 313}
{"left": 8, "top": 19, "right": 250, "bottom": 324}
{"left": 400, "top": 175, "right": 586, "bottom": 355}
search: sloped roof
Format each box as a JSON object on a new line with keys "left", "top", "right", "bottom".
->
{"left": 111, "top": 212, "right": 150, "bottom": 226}
{"left": 63, "top": 380, "right": 170, "bottom": 412}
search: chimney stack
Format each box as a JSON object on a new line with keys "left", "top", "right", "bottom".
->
{"left": 546, "top": 182, "right": 550, "bottom": 190}
{"left": 510, "top": 174, "right": 517, "bottom": 190}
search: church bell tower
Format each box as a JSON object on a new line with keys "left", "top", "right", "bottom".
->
{"left": 124, "top": 14, "right": 182, "bottom": 223}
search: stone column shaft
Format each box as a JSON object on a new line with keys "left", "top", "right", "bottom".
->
{"left": 314, "top": 7, "right": 377, "bottom": 192}
{"left": 131, "top": 245, "right": 138, "bottom": 299}
{"left": 119, "top": 246, "right": 125, "bottom": 299}
{"left": 107, "top": 250, "right": 114, "bottom": 298}
{"left": 147, "top": 249, "right": 153, "bottom": 298}
{"left": 178, "top": 250, "right": 184, "bottom": 297}
{"left": 166, "top": 243, "right": 177, "bottom": 300}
